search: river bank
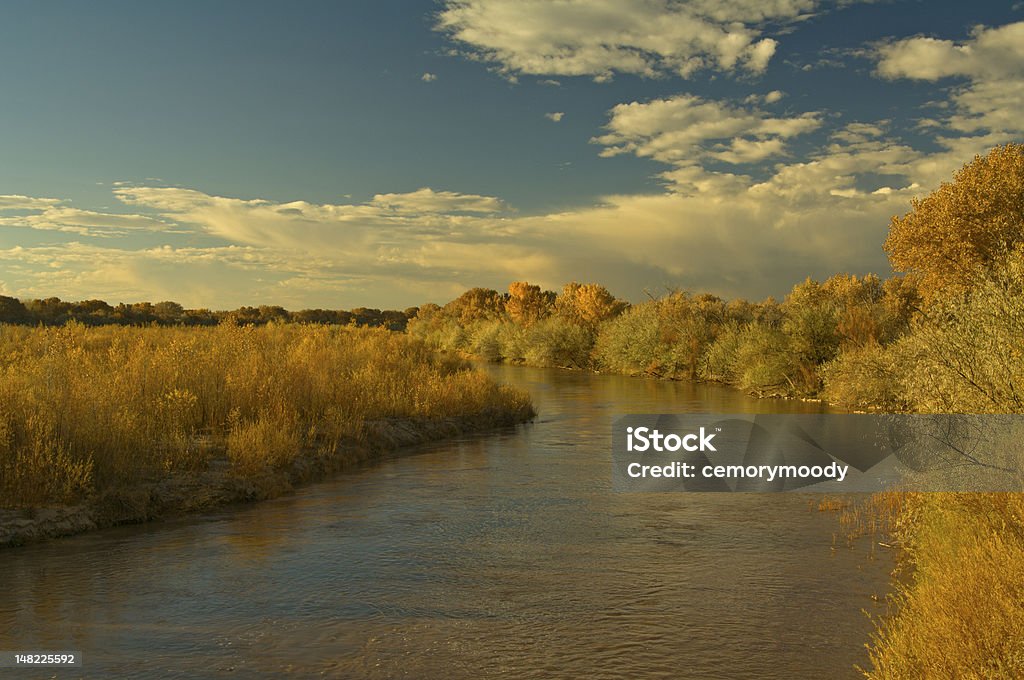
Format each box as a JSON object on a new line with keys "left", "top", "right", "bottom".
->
{"left": 0, "top": 323, "right": 534, "bottom": 548}
{"left": 0, "top": 410, "right": 532, "bottom": 548}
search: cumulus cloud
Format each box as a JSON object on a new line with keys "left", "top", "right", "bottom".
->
{"left": 109, "top": 124, "right": 951, "bottom": 303}
{"left": 876, "top": 23, "right": 1024, "bottom": 81}
{"left": 434, "top": 0, "right": 822, "bottom": 80}
{"left": 421, "top": 72, "right": 438, "bottom": 82}
{"left": 592, "top": 94, "right": 820, "bottom": 181}
{"left": 545, "top": 111, "right": 565, "bottom": 122}
{"left": 829, "top": 121, "right": 888, "bottom": 144}
{"left": 7, "top": 86, "right": 1005, "bottom": 309}
{"left": 875, "top": 21, "right": 1024, "bottom": 136}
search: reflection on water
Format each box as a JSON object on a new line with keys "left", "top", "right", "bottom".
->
{"left": 0, "top": 365, "right": 891, "bottom": 679}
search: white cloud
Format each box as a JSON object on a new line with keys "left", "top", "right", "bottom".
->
{"left": 6, "top": 65, "right": 1013, "bottom": 310}
{"left": 876, "top": 23, "right": 1024, "bottom": 81}
{"left": 744, "top": 89, "right": 785, "bottom": 105}
{"left": 0, "top": 242, "right": 376, "bottom": 308}
{"left": 876, "top": 21, "right": 1024, "bottom": 136}
{"left": 592, "top": 94, "right": 820, "bottom": 176}
{"left": 829, "top": 121, "right": 888, "bottom": 144}
{"left": 369, "top": 187, "right": 505, "bottom": 213}
{"left": 421, "top": 72, "right": 438, "bottom": 82}
{"left": 434, "top": 0, "right": 822, "bottom": 80}
{"left": 0, "top": 194, "right": 62, "bottom": 210}
{"left": 0, "top": 197, "right": 174, "bottom": 237}
{"left": 545, "top": 111, "right": 565, "bottom": 122}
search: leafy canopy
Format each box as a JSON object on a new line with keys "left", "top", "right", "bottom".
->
{"left": 885, "top": 143, "right": 1024, "bottom": 303}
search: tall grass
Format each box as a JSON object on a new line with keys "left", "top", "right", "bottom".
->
{"left": 0, "top": 322, "right": 532, "bottom": 507}
{"left": 861, "top": 493, "right": 1024, "bottom": 678}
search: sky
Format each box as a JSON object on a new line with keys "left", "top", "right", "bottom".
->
{"left": 1, "top": 0, "right": 1022, "bottom": 310}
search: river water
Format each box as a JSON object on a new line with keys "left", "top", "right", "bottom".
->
{"left": 0, "top": 365, "right": 892, "bottom": 679}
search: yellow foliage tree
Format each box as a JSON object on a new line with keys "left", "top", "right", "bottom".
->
{"left": 505, "top": 281, "right": 554, "bottom": 326}
{"left": 885, "top": 143, "right": 1024, "bottom": 303}
{"left": 554, "top": 282, "right": 626, "bottom": 329}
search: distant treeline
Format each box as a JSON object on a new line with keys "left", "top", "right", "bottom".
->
{"left": 0, "top": 296, "right": 416, "bottom": 330}
{"left": 408, "top": 274, "right": 919, "bottom": 404}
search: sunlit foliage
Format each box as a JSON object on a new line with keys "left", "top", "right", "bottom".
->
{"left": 0, "top": 323, "right": 531, "bottom": 507}
{"left": 885, "top": 143, "right": 1024, "bottom": 303}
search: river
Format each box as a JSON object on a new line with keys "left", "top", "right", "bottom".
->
{"left": 0, "top": 365, "right": 892, "bottom": 679}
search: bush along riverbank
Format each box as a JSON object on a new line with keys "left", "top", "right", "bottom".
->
{"left": 408, "top": 144, "right": 1024, "bottom": 678}
{"left": 0, "top": 323, "right": 533, "bottom": 547}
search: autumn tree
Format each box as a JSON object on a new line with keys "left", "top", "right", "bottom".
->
{"left": 782, "top": 278, "right": 841, "bottom": 367}
{"left": 256, "top": 305, "right": 288, "bottom": 324}
{"left": 505, "top": 281, "right": 554, "bottom": 326}
{"left": 554, "top": 282, "right": 626, "bottom": 329}
{"left": 442, "top": 287, "right": 505, "bottom": 324}
{"left": 885, "top": 143, "right": 1024, "bottom": 303}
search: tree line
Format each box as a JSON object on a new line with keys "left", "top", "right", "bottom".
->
{"left": 0, "top": 296, "right": 417, "bottom": 331}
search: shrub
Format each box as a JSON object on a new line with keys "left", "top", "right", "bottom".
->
{"left": 820, "top": 341, "right": 909, "bottom": 412}
{"left": 524, "top": 317, "right": 595, "bottom": 368}
{"left": 732, "top": 324, "right": 800, "bottom": 396}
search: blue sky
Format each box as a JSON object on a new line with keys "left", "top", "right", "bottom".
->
{"left": 1, "top": 0, "right": 1022, "bottom": 309}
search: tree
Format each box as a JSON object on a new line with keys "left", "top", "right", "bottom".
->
{"left": 26, "top": 297, "right": 72, "bottom": 325}
{"left": 74, "top": 299, "right": 115, "bottom": 325}
{"left": 554, "top": 282, "right": 626, "bottom": 329}
{"left": 257, "top": 305, "right": 290, "bottom": 324}
{"left": 442, "top": 288, "right": 505, "bottom": 324}
{"left": 350, "top": 307, "right": 383, "bottom": 327}
{"left": 505, "top": 281, "right": 554, "bottom": 326}
{"left": 0, "top": 295, "right": 29, "bottom": 323}
{"left": 885, "top": 143, "right": 1024, "bottom": 303}
{"left": 154, "top": 301, "right": 185, "bottom": 323}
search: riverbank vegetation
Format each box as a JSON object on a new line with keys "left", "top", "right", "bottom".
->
{"left": 863, "top": 492, "right": 1024, "bottom": 677}
{"left": 407, "top": 270, "right": 920, "bottom": 402}
{"left": 0, "top": 323, "right": 532, "bottom": 511}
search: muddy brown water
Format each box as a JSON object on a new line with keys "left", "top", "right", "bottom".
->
{"left": 0, "top": 365, "right": 892, "bottom": 679}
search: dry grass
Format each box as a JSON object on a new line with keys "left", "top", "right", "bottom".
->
{"left": 836, "top": 491, "right": 908, "bottom": 544}
{"left": 815, "top": 495, "right": 849, "bottom": 513}
{"left": 855, "top": 492, "right": 1024, "bottom": 678}
{"left": 0, "top": 322, "right": 532, "bottom": 508}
